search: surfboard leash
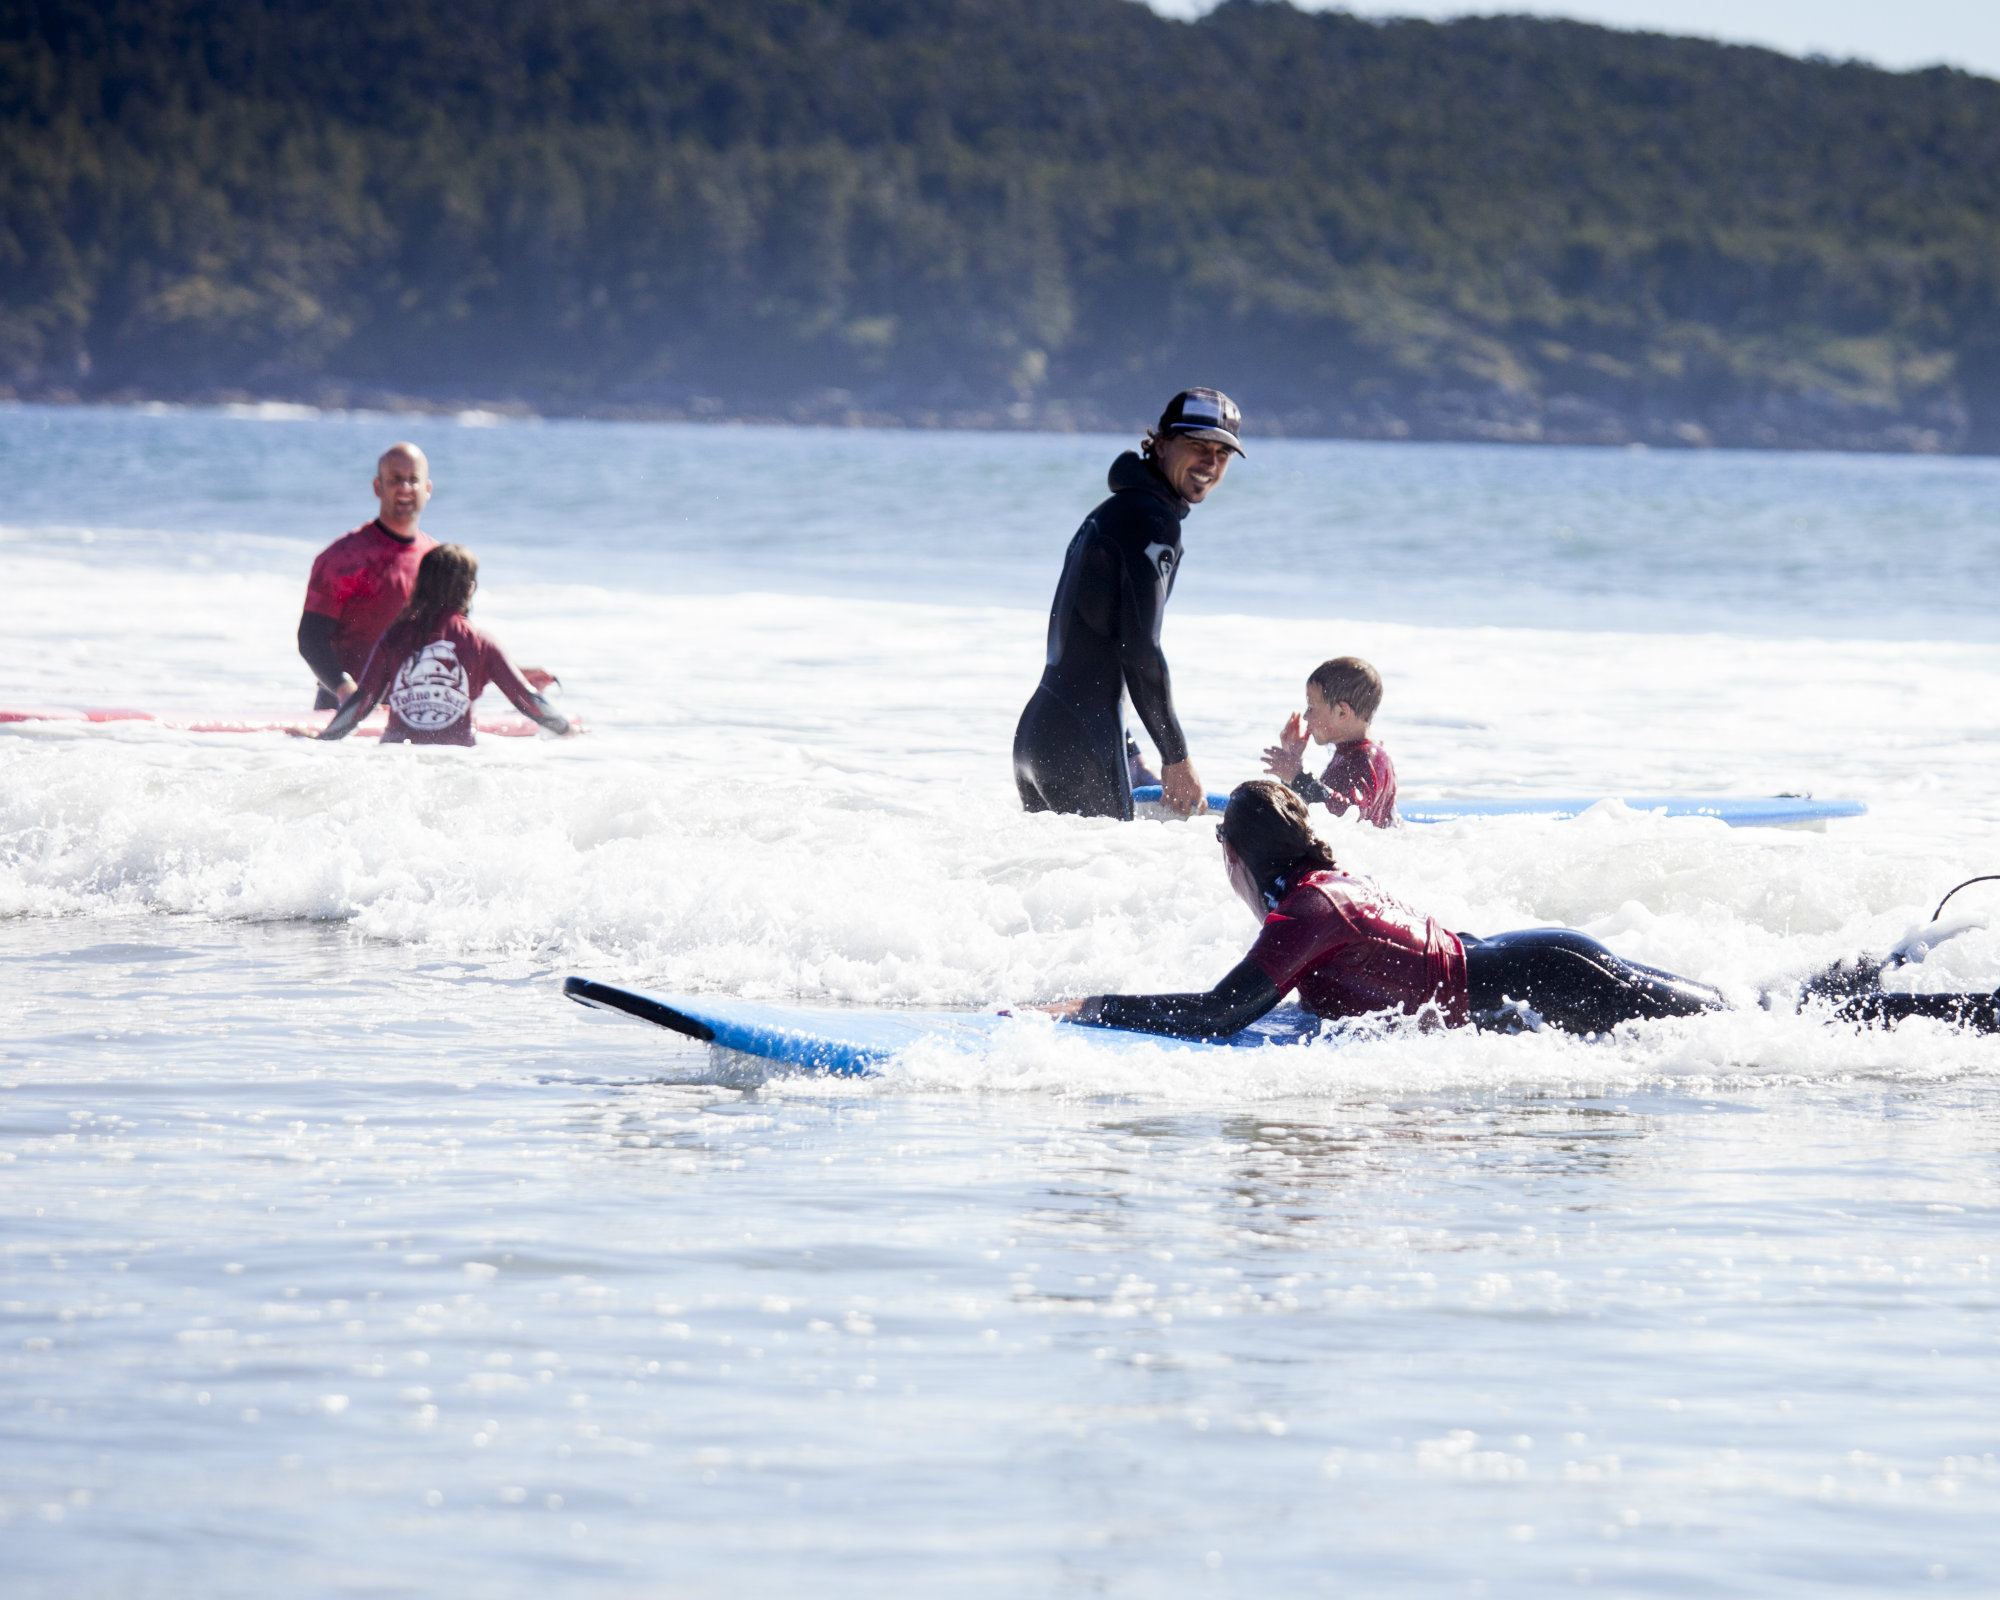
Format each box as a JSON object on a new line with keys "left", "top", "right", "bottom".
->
{"left": 1931, "top": 875, "right": 2000, "bottom": 923}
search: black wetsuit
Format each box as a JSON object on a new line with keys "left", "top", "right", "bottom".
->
{"left": 1460, "top": 930, "right": 1726, "bottom": 1033}
{"left": 297, "top": 613, "right": 345, "bottom": 710}
{"left": 1015, "top": 451, "right": 1190, "bottom": 819}
{"left": 1465, "top": 936, "right": 2000, "bottom": 1033}
{"left": 1076, "top": 870, "right": 1729, "bottom": 1042}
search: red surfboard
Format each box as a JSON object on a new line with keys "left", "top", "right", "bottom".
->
{"left": 0, "top": 707, "right": 573, "bottom": 738}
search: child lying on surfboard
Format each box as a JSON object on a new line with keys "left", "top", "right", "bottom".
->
{"left": 1045, "top": 780, "right": 2000, "bottom": 1039}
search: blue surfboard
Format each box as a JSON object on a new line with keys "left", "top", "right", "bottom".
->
{"left": 1130, "top": 787, "right": 1865, "bottom": 828}
{"left": 564, "top": 976, "right": 1323, "bottom": 1076}
{"left": 1397, "top": 794, "right": 1866, "bottom": 826}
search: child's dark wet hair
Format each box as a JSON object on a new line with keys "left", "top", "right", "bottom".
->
{"left": 1307, "top": 656, "right": 1383, "bottom": 723}
{"left": 400, "top": 543, "right": 479, "bottom": 631}
{"left": 1218, "top": 779, "right": 1338, "bottom": 897}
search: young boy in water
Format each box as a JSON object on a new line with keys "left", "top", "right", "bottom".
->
{"left": 1260, "top": 655, "right": 1398, "bottom": 827}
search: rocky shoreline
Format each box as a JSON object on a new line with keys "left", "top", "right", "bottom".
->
{"left": 8, "top": 378, "right": 1979, "bottom": 456}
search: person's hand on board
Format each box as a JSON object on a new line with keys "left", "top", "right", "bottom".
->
{"left": 1033, "top": 998, "right": 1088, "bottom": 1019}
{"left": 1160, "top": 759, "right": 1208, "bottom": 817}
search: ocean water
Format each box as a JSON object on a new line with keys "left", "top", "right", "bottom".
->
{"left": 2, "top": 402, "right": 1998, "bottom": 1597}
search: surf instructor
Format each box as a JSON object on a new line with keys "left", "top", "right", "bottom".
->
{"left": 297, "top": 443, "right": 439, "bottom": 709}
{"left": 1013, "top": 388, "right": 1243, "bottom": 820}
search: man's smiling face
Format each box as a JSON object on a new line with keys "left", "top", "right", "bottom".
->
{"left": 1154, "top": 435, "right": 1234, "bottom": 503}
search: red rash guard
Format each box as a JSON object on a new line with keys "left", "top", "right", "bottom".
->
{"left": 351, "top": 613, "right": 549, "bottom": 746}
{"left": 303, "top": 520, "right": 439, "bottom": 679}
{"left": 1293, "top": 738, "right": 1398, "bottom": 827}
{"left": 1246, "top": 867, "right": 1469, "bottom": 1024}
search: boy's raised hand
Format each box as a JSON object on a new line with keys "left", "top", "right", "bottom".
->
{"left": 1261, "top": 711, "right": 1309, "bottom": 780}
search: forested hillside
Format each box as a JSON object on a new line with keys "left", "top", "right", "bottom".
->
{"left": 7, "top": 0, "right": 2000, "bottom": 449}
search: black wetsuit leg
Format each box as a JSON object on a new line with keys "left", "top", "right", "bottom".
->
{"left": 1013, "top": 688, "right": 1132, "bottom": 820}
{"left": 1463, "top": 929, "right": 1726, "bottom": 1035}
{"left": 1793, "top": 945, "right": 2000, "bottom": 1032}
{"left": 1826, "top": 990, "right": 2000, "bottom": 1033}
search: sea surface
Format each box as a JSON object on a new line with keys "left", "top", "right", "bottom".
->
{"left": 3, "top": 402, "right": 1998, "bottom": 1597}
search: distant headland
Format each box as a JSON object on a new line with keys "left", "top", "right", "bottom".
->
{"left": 7, "top": 0, "right": 2000, "bottom": 452}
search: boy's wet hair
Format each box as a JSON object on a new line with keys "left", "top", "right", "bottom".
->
{"left": 1307, "top": 656, "right": 1383, "bottom": 723}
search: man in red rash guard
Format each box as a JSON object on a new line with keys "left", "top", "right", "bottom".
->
{"left": 1263, "top": 655, "right": 1398, "bottom": 827}
{"left": 297, "top": 443, "right": 438, "bottom": 708}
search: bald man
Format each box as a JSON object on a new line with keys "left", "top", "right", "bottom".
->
{"left": 298, "top": 442, "right": 440, "bottom": 707}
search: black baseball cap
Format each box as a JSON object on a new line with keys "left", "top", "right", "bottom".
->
{"left": 1155, "top": 387, "right": 1245, "bottom": 456}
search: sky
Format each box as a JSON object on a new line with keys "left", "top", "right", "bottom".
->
{"left": 1147, "top": 1, "right": 2000, "bottom": 80}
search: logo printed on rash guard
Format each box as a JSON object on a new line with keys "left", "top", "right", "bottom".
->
{"left": 387, "top": 640, "right": 471, "bottom": 731}
{"left": 1144, "top": 541, "right": 1178, "bottom": 582}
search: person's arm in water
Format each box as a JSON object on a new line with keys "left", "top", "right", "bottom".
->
{"left": 488, "top": 648, "right": 574, "bottom": 736}
{"left": 1116, "top": 541, "right": 1204, "bottom": 814}
{"left": 297, "top": 611, "right": 355, "bottom": 701}
{"left": 317, "top": 640, "right": 395, "bottom": 740}
{"left": 1055, "top": 956, "right": 1283, "bottom": 1040}
{"left": 1289, "top": 770, "right": 1333, "bottom": 805}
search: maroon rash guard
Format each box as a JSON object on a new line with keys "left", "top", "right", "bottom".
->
{"left": 1245, "top": 867, "right": 1469, "bottom": 1024}
{"left": 1293, "top": 738, "right": 1398, "bottom": 827}
{"left": 350, "top": 613, "right": 552, "bottom": 746}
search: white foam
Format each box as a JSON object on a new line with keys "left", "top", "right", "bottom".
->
{"left": 219, "top": 401, "right": 340, "bottom": 422}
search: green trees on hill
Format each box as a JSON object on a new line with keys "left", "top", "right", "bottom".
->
{"left": 6, "top": 0, "right": 2000, "bottom": 448}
